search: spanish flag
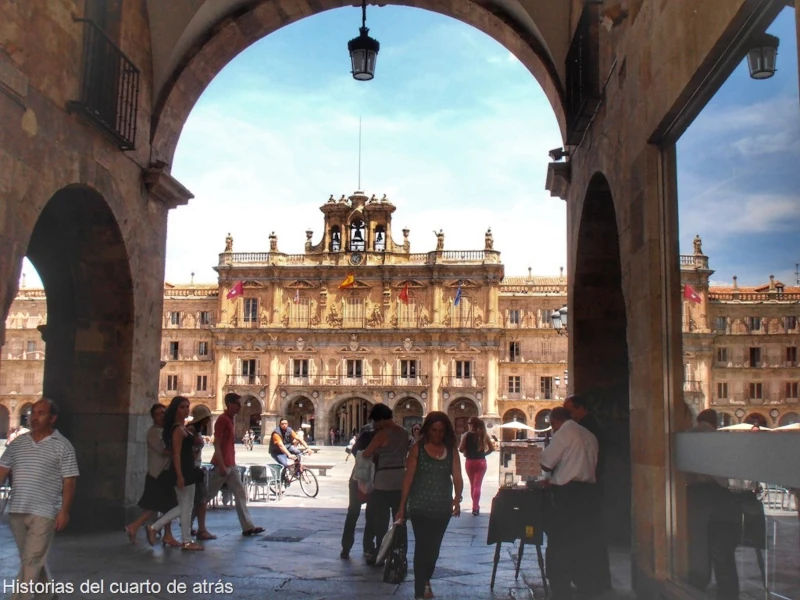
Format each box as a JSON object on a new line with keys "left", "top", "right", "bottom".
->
{"left": 338, "top": 274, "right": 355, "bottom": 289}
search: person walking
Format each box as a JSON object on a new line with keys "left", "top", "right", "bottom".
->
{"left": 187, "top": 404, "right": 216, "bottom": 541}
{"left": 361, "top": 404, "right": 409, "bottom": 565}
{"left": 206, "top": 393, "right": 264, "bottom": 536}
{"left": 125, "top": 403, "right": 178, "bottom": 545}
{"left": 0, "top": 397, "right": 79, "bottom": 600}
{"left": 396, "top": 411, "right": 463, "bottom": 600}
{"left": 340, "top": 422, "right": 376, "bottom": 559}
{"left": 458, "top": 416, "right": 493, "bottom": 515}
{"left": 146, "top": 396, "right": 204, "bottom": 551}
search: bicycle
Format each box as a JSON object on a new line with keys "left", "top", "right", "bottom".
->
{"left": 278, "top": 450, "right": 318, "bottom": 498}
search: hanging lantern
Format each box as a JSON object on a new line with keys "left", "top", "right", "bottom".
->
{"left": 746, "top": 33, "right": 779, "bottom": 80}
{"left": 348, "top": 0, "right": 380, "bottom": 81}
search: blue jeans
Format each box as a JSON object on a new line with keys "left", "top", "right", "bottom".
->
{"left": 271, "top": 446, "right": 302, "bottom": 468}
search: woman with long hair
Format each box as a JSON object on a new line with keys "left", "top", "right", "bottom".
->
{"left": 458, "top": 416, "right": 494, "bottom": 515}
{"left": 396, "top": 411, "right": 463, "bottom": 600}
{"left": 146, "top": 396, "right": 204, "bottom": 551}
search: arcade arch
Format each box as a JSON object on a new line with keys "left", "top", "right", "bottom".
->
{"left": 238, "top": 394, "right": 263, "bottom": 440}
{"left": 393, "top": 396, "right": 424, "bottom": 430}
{"left": 285, "top": 395, "right": 317, "bottom": 442}
{"left": 446, "top": 397, "right": 479, "bottom": 437}
{"left": 0, "top": 405, "right": 9, "bottom": 438}
{"left": 331, "top": 396, "right": 374, "bottom": 443}
{"left": 778, "top": 412, "right": 799, "bottom": 427}
{"left": 534, "top": 408, "right": 552, "bottom": 431}
{"left": 744, "top": 412, "right": 768, "bottom": 428}
{"left": 19, "top": 402, "right": 34, "bottom": 428}
{"left": 501, "top": 408, "right": 528, "bottom": 441}
{"left": 717, "top": 411, "right": 734, "bottom": 428}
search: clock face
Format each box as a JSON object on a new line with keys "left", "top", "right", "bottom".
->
{"left": 350, "top": 252, "right": 363, "bottom": 266}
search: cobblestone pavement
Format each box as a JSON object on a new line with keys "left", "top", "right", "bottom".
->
{"left": 0, "top": 446, "right": 541, "bottom": 600}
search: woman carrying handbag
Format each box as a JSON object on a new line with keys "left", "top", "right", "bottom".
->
{"left": 396, "top": 412, "right": 464, "bottom": 600}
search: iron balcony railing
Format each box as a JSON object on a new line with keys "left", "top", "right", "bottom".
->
{"left": 441, "top": 376, "right": 486, "bottom": 389}
{"left": 67, "top": 18, "right": 139, "bottom": 150}
{"left": 277, "top": 374, "right": 428, "bottom": 387}
{"left": 225, "top": 374, "right": 268, "bottom": 387}
{"left": 683, "top": 380, "right": 702, "bottom": 393}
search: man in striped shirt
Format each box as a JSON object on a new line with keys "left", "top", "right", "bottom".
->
{"left": 0, "top": 397, "right": 79, "bottom": 600}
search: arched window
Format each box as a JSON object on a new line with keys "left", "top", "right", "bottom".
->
{"left": 350, "top": 219, "right": 366, "bottom": 251}
{"left": 374, "top": 225, "right": 386, "bottom": 251}
{"left": 330, "top": 226, "right": 341, "bottom": 252}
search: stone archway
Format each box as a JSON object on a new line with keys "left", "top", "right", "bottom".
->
{"left": 778, "top": 412, "right": 799, "bottom": 426}
{"left": 534, "top": 408, "right": 552, "bottom": 431}
{"left": 19, "top": 402, "right": 34, "bottom": 428}
{"left": 25, "top": 185, "right": 135, "bottom": 528}
{"left": 447, "top": 397, "right": 479, "bottom": 437}
{"left": 744, "top": 412, "right": 768, "bottom": 428}
{"left": 394, "top": 397, "right": 424, "bottom": 431}
{"left": 330, "top": 397, "right": 374, "bottom": 444}
{"left": 286, "top": 395, "right": 316, "bottom": 443}
{"left": 150, "top": 2, "right": 568, "bottom": 167}
{"left": 0, "top": 404, "right": 9, "bottom": 438}
{"left": 238, "top": 394, "right": 264, "bottom": 441}
{"left": 572, "top": 172, "right": 631, "bottom": 547}
{"left": 502, "top": 408, "right": 528, "bottom": 441}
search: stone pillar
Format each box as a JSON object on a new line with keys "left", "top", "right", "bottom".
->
{"left": 484, "top": 346, "right": 500, "bottom": 418}
{"left": 263, "top": 351, "right": 280, "bottom": 435}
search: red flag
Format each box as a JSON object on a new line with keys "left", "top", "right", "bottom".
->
{"left": 226, "top": 281, "right": 243, "bottom": 300}
{"left": 399, "top": 282, "right": 410, "bottom": 305}
{"left": 683, "top": 284, "right": 701, "bottom": 304}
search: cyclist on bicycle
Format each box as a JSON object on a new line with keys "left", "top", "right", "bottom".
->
{"left": 269, "top": 419, "right": 310, "bottom": 479}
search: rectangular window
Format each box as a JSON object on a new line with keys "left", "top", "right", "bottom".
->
{"left": 293, "top": 359, "right": 309, "bottom": 378}
{"left": 786, "top": 382, "right": 799, "bottom": 399}
{"left": 346, "top": 359, "right": 363, "bottom": 378}
{"left": 509, "top": 309, "right": 521, "bottom": 325}
{"left": 241, "top": 359, "right": 257, "bottom": 376}
{"left": 508, "top": 376, "right": 521, "bottom": 393}
{"left": 26, "top": 341, "right": 36, "bottom": 354}
{"left": 540, "top": 376, "right": 554, "bottom": 400}
{"left": 452, "top": 297, "right": 472, "bottom": 327}
{"left": 198, "top": 341, "right": 209, "bottom": 356}
{"left": 170, "top": 311, "right": 181, "bottom": 326}
{"left": 243, "top": 298, "right": 258, "bottom": 323}
{"left": 749, "top": 316, "right": 761, "bottom": 331}
{"left": 749, "top": 382, "right": 762, "bottom": 400}
{"left": 717, "top": 382, "right": 728, "bottom": 399}
{"left": 455, "top": 360, "right": 472, "bottom": 379}
{"left": 716, "top": 347, "right": 728, "bottom": 363}
{"left": 398, "top": 302, "right": 417, "bottom": 327}
{"left": 290, "top": 297, "right": 311, "bottom": 326}
{"left": 343, "top": 298, "right": 365, "bottom": 327}
{"left": 167, "top": 375, "right": 179, "bottom": 391}
{"left": 196, "top": 375, "right": 208, "bottom": 392}
{"left": 785, "top": 316, "right": 798, "bottom": 331}
{"left": 749, "top": 347, "right": 761, "bottom": 367}
{"left": 199, "top": 311, "right": 210, "bottom": 326}
{"left": 509, "top": 341, "right": 521, "bottom": 362}
{"left": 24, "top": 372, "right": 35, "bottom": 386}
{"left": 540, "top": 341, "right": 553, "bottom": 355}
{"left": 786, "top": 346, "right": 798, "bottom": 366}
{"left": 400, "top": 360, "right": 417, "bottom": 379}
{"left": 714, "top": 316, "right": 726, "bottom": 331}
{"left": 169, "top": 341, "right": 179, "bottom": 360}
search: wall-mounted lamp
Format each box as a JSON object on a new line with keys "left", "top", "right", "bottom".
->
{"left": 551, "top": 305, "right": 568, "bottom": 336}
{"left": 747, "top": 33, "right": 779, "bottom": 80}
{"left": 548, "top": 147, "right": 567, "bottom": 161}
{"left": 405, "top": 402, "right": 411, "bottom": 410}
{"left": 460, "top": 402, "right": 465, "bottom": 410}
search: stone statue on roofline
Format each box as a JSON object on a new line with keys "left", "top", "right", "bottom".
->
{"left": 485, "top": 228, "right": 493, "bottom": 250}
{"left": 434, "top": 229, "right": 444, "bottom": 251}
{"left": 693, "top": 234, "right": 703, "bottom": 255}
{"left": 225, "top": 232, "right": 233, "bottom": 252}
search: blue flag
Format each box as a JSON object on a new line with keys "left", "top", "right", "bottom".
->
{"left": 454, "top": 284, "right": 462, "bottom": 307}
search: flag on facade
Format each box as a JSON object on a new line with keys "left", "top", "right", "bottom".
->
{"left": 226, "top": 281, "right": 243, "bottom": 300}
{"left": 338, "top": 274, "right": 355, "bottom": 289}
{"left": 399, "top": 282, "right": 410, "bottom": 305}
{"left": 454, "top": 283, "right": 462, "bottom": 307}
{"left": 684, "top": 284, "right": 701, "bottom": 304}
{"left": 293, "top": 288, "right": 300, "bottom": 304}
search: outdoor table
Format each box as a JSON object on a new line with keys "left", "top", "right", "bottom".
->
{"left": 486, "top": 484, "right": 548, "bottom": 596}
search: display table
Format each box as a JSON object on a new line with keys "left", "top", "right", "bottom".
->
{"left": 486, "top": 485, "right": 548, "bottom": 596}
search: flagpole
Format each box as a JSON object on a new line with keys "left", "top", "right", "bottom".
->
{"left": 358, "top": 115, "right": 362, "bottom": 190}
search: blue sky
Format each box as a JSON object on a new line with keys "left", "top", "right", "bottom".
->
{"left": 677, "top": 7, "right": 799, "bottom": 286}
{"left": 18, "top": 7, "right": 798, "bottom": 289}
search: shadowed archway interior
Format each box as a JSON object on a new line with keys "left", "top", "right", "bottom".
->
{"left": 572, "top": 173, "right": 631, "bottom": 548}
{"left": 26, "top": 186, "right": 134, "bottom": 530}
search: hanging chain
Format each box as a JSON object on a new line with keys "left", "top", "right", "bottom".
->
{"left": 361, "top": 0, "right": 367, "bottom": 29}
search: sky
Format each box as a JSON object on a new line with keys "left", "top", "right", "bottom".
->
{"left": 18, "top": 6, "right": 798, "bottom": 289}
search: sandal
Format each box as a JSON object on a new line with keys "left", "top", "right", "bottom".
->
{"left": 162, "top": 537, "right": 182, "bottom": 548}
{"left": 182, "top": 541, "right": 204, "bottom": 551}
{"left": 124, "top": 525, "right": 137, "bottom": 544}
{"left": 241, "top": 527, "right": 265, "bottom": 536}
{"left": 145, "top": 525, "right": 157, "bottom": 547}
{"left": 196, "top": 530, "right": 217, "bottom": 540}
{"left": 424, "top": 582, "right": 434, "bottom": 598}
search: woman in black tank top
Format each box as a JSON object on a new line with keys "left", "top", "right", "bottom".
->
{"left": 458, "top": 417, "right": 493, "bottom": 516}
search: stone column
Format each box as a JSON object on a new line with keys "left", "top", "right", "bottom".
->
{"left": 484, "top": 346, "right": 500, "bottom": 418}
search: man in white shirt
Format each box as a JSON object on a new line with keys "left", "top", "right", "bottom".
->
{"left": 540, "top": 407, "right": 603, "bottom": 599}
{"left": 0, "top": 397, "right": 79, "bottom": 600}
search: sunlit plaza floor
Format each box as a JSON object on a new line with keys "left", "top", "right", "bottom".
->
{"left": 0, "top": 444, "right": 797, "bottom": 599}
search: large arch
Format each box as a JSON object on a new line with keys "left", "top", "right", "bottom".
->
{"left": 329, "top": 395, "right": 374, "bottom": 443}
{"left": 0, "top": 404, "right": 9, "bottom": 438}
{"left": 238, "top": 394, "right": 264, "bottom": 440}
{"left": 572, "top": 172, "right": 631, "bottom": 548}
{"left": 778, "top": 412, "right": 800, "bottom": 427}
{"left": 502, "top": 407, "right": 528, "bottom": 441}
{"left": 446, "top": 396, "right": 480, "bottom": 436}
{"left": 149, "top": 1, "right": 568, "bottom": 166}
{"left": 26, "top": 185, "right": 135, "bottom": 529}
{"left": 393, "top": 396, "right": 424, "bottom": 430}
{"left": 18, "top": 402, "right": 35, "bottom": 428}
{"left": 284, "top": 395, "right": 318, "bottom": 442}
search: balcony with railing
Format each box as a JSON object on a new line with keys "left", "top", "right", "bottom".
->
{"left": 277, "top": 374, "right": 429, "bottom": 388}
{"left": 679, "top": 254, "right": 710, "bottom": 270}
{"left": 441, "top": 376, "right": 485, "bottom": 389}
{"left": 225, "top": 374, "right": 268, "bottom": 387}
{"left": 218, "top": 249, "right": 501, "bottom": 267}
{"left": 66, "top": 18, "right": 140, "bottom": 150}
{"left": 683, "top": 380, "right": 702, "bottom": 393}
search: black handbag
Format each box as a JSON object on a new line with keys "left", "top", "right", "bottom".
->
{"left": 383, "top": 523, "right": 408, "bottom": 584}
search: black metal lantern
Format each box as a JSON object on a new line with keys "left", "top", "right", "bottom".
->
{"left": 746, "top": 33, "right": 779, "bottom": 80}
{"left": 348, "top": 0, "right": 380, "bottom": 81}
{"left": 551, "top": 305, "right": 568, "bottom": 335}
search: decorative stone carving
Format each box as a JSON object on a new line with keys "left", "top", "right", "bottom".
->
{"left": 434, "top": 229, "right": 444, "bottom": 251}
{"left": 402, "top": 228, "right": 410, "bottom": 252}
{"left": 349, "top": 334, "right": 359, "bottom": 351}
{"left": 225, "top": 232, "right": 233, "bottom": 252}
{"left": 693, "top": 234, "right": 703, "bottom": 255}
{"left": 326, "top": 306, "right": 342, "bottom": 327}
{"left": 390, "top": 311, "right": 398, "bottom": 327}
{"left": 474, "top": 314, "right": 483, "bottom": 327}
{"left": 143, "top": 163, "right": 194, "bottom": 209}
{"left": 485, "top": 228, "right": 493, "bottom": 250}
{"left": 296, "top": 337, "right": 305, "bottom": 351}
{"left": 269, "top": 231, "right": 278, "bottom": 252}
{"left": 366, "top": 304, "right": 383, "bottom": 328}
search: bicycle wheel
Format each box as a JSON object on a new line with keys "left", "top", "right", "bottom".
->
{"left": 298, "top": 469, "right": 319, "bottom": 498}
